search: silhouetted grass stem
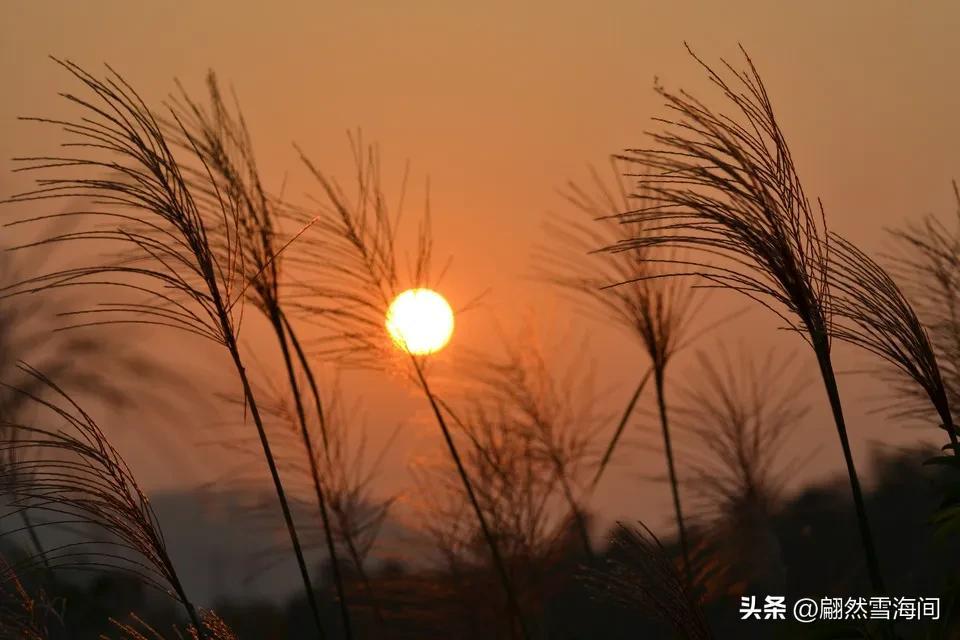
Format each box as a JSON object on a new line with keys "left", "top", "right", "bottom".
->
{"left": 410, "top": 356, "right": 532, "bottom": 640}
{"left": 654, "top": 367, "right": 692, "bottom": 588}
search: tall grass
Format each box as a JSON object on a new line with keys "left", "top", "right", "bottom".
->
{"left": 2, "top": 61, "right": 324, "bottom": 635}
{"left": 0, "top": 251, "right": 163, "bottom": 571}
{"left": 288, "top": 137, "right": 531, "bottom": 639}
{"left": 220, "top": 373, "right": 398, "bottom": 627}
{"left": 888, "top": 184, "right": 960, "bottom": 433}
{"left": 0, "top": 365, "right": 204, "bottom": 634}
{"left": 169, "top": 72, "right": 353, "bottom": 636}
{"left": 611, "top": 46, "right": 885, "bottom": 592}
{"left": 541, "top": 163, "right": 703, "bottom": 582}
{"left": 828, "top": 232, "right": 958, "bottom": 449}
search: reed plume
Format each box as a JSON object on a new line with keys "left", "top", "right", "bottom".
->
{"left": 0, "top": 251, "right": 164, "bottom": 569}
{"left": 887, "top": 184, "right": 960, "bottom": 425}
{"left": 611, "top": 45, "right": 885, "bottom": 592}
{"left": 540, "top": 162, "right": 702, "bottom": 581}
{"left": 168, "top": 72, "right": 352, "bottom": 636}
{"left": 828, "top": 232, "right": 958, "bottom": 448}
{"left": 2, "top": 60, "right": 324, "bottom": 635}
{"left": 288, "top": 135, "right": 531, "bottom": 638}
{"left": 0, "top": 365, "right": 203, "bottom": 633}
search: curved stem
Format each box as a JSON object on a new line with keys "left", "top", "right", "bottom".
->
{"left": 270, "top": 310, "right": 353, "bottom": 639}
{"left": 164, "top": 559, "right": 207, "bottom": 638}
{"left": 282, "top": 310, "right": 385, "bottom": 627}
{"left": 411, "top": 357, "right": 531, "bottom": 640}
{"left": 280, "top": 311, "right": 332, "bottom": 457}
{"left": 815, "top": 347, "right": 885, "bottom": 593}
{"left": 225, "top": 334, "right": 327, "bottom": 638}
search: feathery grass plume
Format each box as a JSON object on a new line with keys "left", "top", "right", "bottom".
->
{"left": 827, "top": 232, "right": 958, "bottom": 448}
{"left": 0, "top": 365, "right": 203, "bottom": 633}
{"left": 166, "top": 72, "right": 353, "bottom": 636}
{"left": 290, "top": 135, "right": 531, "bottom": 638}
{"left": 0, "top": 250, "right": 176, "bottom": 574}
{"left": 889, "top": 183, "right": 960, "bottom": 423}
{"left": 584, "top": 522, "right": 713, "bottom": 640}
{"left": 540, "top": 161, "right": 704, "bottom": 582}
{"left": 467, "top": 325, "right": 605, "bottom": 558}
{"left": 675, "top": 345, "right": 809, "bottom": 596}
{"left": 2, "top": 60, "right": 325, "bottom": 635}
{"left": 212, "top": 373, "right": 398, "bottom": 627}
{"left": 612, "top": 45, "right": 885, "bottom": 592}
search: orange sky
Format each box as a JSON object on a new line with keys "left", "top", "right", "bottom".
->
{"left": 3, "top": 1, "right": 960, "bottom": 537}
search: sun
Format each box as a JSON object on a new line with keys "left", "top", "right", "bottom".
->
{"left": 385, "top": 288, "right": 455, "bottom": 355}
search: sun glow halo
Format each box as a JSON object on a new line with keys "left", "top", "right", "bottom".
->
{"left": 385, "top": 288, "right": 455, "bottom": 355}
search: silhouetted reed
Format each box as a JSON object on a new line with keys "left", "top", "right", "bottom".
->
{"left": 168, "top": 72, "right": 352, "bottom": 636}
{"left": 0, "top": 365, "right": 203, "bottom": 633}
{"left": 218, "top": 373, "right": 397, "bottom": 627}
{"left": 612, "top": 45, "right": 885, "bottom": 592}
{"left": 0, "top": 251, "right": 162, "bottom": 571}
{"left": 888, "top": 184, "right": 960, "bottom": 427}
{"left": 2, "top": 60, "right": 323, "bottom": 635}
{"left": 289, "top": 136, "right": 531, "bottom": 638}
{"left": 828, "top": 232, "right": 958, "bottom": 448}
{"left": 541, "top": 162, "right": 703, "bottom": 582}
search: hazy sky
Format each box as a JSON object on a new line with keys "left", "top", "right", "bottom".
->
{"left": 3, "top": 1, "right": 960, "bottom": 541}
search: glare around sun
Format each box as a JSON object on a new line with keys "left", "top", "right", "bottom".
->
{"left": 385, "top": 288, "right": 455, "bottom": 355}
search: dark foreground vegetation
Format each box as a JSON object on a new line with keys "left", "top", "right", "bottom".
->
{"left": 3, "top": 46, "right": 960, "bottom": 639}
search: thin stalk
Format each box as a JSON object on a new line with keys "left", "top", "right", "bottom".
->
{"left": 281, "top": 310, "right": 386, "bottom": 626}
{"left": 280, "top": 311, "right": 331, "bottom": 461}
{"left": 224, "top": 332, "right": 326, "bottom": 639}
{"left": 815, "top": 346, "right": 885, "bottom": 593}
{"left": 591, "top": 368, "right": 653, "bottom": 490}
{"left": 270, "top": 309, "right": 353, "bottom": 639}
{"left": 410, "top": 357, "right": 531, "bottom": 640}
{"left": 654, "top": 366, "right": 692, "bottom": 589}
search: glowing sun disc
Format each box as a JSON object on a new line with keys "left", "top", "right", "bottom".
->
{"left": 385, "top": 288, "right": 455, "bottom": 355}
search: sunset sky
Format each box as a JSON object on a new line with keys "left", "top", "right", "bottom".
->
{"left": 3, "top": 1, "right": 960, "bottom": 544}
